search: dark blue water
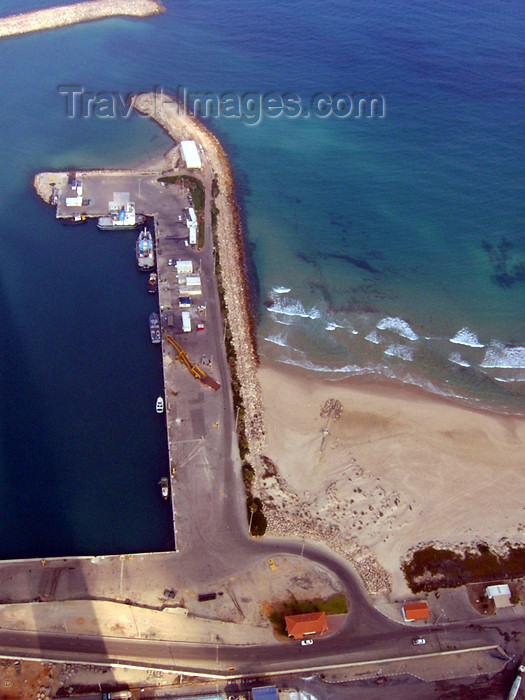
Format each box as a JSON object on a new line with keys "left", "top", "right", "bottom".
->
{"left": 0, "top": 0, "right": 524, "bottom": 556}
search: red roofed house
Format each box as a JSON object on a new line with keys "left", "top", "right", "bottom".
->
{"left": 285, "top": 611, "right": 328, "bottom": 639}
{"left": 402, "top": 601, "right": 430, "bottom": 622}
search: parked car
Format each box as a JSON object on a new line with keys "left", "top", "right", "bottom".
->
{"left": 412, "top": 637, "right": 426, "bottom": 645}
{"left": 301, "top": 638, "right": 314, "bottom": 646}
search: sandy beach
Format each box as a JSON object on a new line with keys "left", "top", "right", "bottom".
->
{"left": 255, "top": 359, "right": 525, "bottom": 598}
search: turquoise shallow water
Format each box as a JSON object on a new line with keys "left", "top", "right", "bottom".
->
{"left": 0, "top": 0, "right": 524, "bottom": 556}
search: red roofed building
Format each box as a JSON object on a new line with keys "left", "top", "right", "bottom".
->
{"left": 285, "top": 611, "right": 328, "bottom": 639}
{"left": 402, "top": 601, "right": 430, "bottom": 621}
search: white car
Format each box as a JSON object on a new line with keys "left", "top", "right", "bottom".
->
{"left": 301, "top": 638, "right": 314, "bottom": 646}
{"left": 412, "top": 637, "right": 426, "bottom": 645}
{"left": 168, "top": 258, "right": 173, "bottom": 266}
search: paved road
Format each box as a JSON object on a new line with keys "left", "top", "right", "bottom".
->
{"left": 1, "top": 167, "right": 523, "bottom": 696}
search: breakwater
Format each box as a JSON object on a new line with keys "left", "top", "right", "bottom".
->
{"left": 133, "top": 92, "right": 266, "bottom": 455}
{"left": 0, "top": 0, "right": 164, "bottom": 39}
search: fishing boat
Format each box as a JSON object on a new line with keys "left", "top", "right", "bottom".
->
{"left": 159, "top": 477, "right": 169, "bottom": 500}
{"left": 156, "top": 396, "right": 164, "bottom": 413}
{"left": 136, "top": 227, "right": 155, "bottom": 270}
{"left": 62, "top": 213, "right": 87, "bottom": 225}
{"left": 148, "top": 272, "right": 158, "bottom": 294}
{"left": 149, "top": 312, "right": 161, "bottom": 344}
{"left": 97, "top": 202, "right": 146, "bottom": 230}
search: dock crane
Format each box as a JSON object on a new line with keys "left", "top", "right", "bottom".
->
{"left": 166, "top": 335, "right": 221, "bottom": 391}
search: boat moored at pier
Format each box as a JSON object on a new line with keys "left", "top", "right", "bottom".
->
{"left": 97, "top": 202, "right": 146, "bottom": 230}
{"left": 136, "top": 227, "right": 155, "bottom": 270}
{"left": 156, "top": 396, "right": 164, "bottom": 413}
{"left": 148, "top": 272, "right": 158, "bottom": 294}
{"left": 149, "top": 312, "right": 161, "bottom": 343}
{"left": 62, "top": 213, "right": 87, "bottom": 225}
{"left": 159, "top": 477, "right": 169, "bottom": 500}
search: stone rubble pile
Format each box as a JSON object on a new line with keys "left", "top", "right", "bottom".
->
{"left": 265, "top": 506, "right": 392, "bottom": 596}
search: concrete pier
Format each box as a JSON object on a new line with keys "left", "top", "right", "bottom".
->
{"left": 0, "top": 0, "right": 164, "bottom": 40}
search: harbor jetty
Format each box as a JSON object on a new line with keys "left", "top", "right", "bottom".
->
{"left": 34, "top": 91, "right": 265, "bottom": 458}
{"left": 132, "top": 92, "right": 265, "bottom": 455}
{"left": 0, "top": 0, "right": 164, "bottom": 39}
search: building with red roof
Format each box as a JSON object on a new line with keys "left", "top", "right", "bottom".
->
{"left": 284, "top": 611, "right": 328, "bottom": 639}
{"left": 402, "top": 601, "right": 430, "bottom": 621}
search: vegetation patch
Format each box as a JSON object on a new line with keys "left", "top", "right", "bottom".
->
{"left": 402, "top": 543, "right": 525, "bottom": 593}
{"left": 268, "top": 595, "right": 348, "bottom": 637}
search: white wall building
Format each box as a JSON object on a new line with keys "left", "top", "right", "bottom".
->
{"left": 181, "top": 140, "right": 202, "bottom": 169}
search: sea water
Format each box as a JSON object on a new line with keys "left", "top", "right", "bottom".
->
{"left": 0, "top": 0, "right": 523, "bottom": 556}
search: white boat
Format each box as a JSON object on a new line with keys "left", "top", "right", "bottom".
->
{"left": 97, "top": 202, "right": 146, "bottom": 230}
{"left": 156, "top": 396, "right": 164, "bottom": 413}
{"left": 159, "top": 477, "right": 169, "bottom": 500}
{"left": 136, "top": 227, "right": 155, "bottom": 270}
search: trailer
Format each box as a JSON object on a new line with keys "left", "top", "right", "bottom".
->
{"left": 182, "top": 311, "right": 192, "bottom": 333}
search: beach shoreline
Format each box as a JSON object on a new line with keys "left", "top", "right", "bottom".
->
{"left": 255, "top": 356, "right": 525, "bottom": 597}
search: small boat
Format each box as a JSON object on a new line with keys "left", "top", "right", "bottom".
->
{"left": 149, "top": 312, "right": 161, "bottom": 344}
{"left": 97, "top": 202, "right": 146, "bottom": 230}
{"left": 62, "top": 214, "right": 87, "bottom": 225}
{"left": 148, "top": 272, "right": 158, "bottom": 294}
{"left": 159, "top": 477, "right": 169, "bottom": 500}
{"left": 136, "top": 227, "right": 155, "bottom": 270}
{"left": 156, "top": 396, "right": 164, "bottom": 413}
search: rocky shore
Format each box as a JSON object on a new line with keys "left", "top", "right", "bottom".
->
{"left": 0, "top": 0, "right": 164, "bottom": 39}
{"left": 133, "top": 92, "right": 266, "bottom": 456}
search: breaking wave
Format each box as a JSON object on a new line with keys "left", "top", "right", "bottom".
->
{"left": 264, "top": 334, "right": 289, "bottom": 348}
{"left": 450, "top": 327, "right": 485, "bottom": 348}
{"left": 268, "top": 298, "right": 322, "bottom": 320}
{"left": 480, "top": 342, "right": 525, "bottom": 369}
{"left": 384, "top": 344, "right": 414, "bottom": 361}
{"left": 377, "top": 316, "right": 419, "bottom": 341}
{"left": 449, "top": 352, "right": 471, "bottom": 368}
{"left": 278, "top": 356, "right": 381, "bottom": 375}
{"left": 365, "top": 330, "right": 382, "bottom": 344}
{"left": 271, "top": 286, "right": 291, "bottom": 294}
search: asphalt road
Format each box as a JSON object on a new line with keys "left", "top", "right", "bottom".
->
{"left": 1, "top": 165, "right": 523, "bottom": 697}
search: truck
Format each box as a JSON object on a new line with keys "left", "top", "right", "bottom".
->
{"left": 507, "top": 665, "right": 525, "bottom": 700}
{"left": 65, "top": 196, "right": 82, "bottom": 207}
{"left": 188, "top": 222, "right": 197, "bottom": 246}
{"left": 182, "top": 311, "right": 191, "bottom": 333}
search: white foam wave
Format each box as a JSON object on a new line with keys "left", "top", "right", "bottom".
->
{"left": 365, "top": 330, "right": 382, "bottom": 344}
{"left": 384, "top": 344, "right": 414, "bottom": 361}
{"left": 271, "top": 286, "right": 291, "bottom": 294}
{"left": 377, "top": 316, "right": 419, "bottom": 341}
{"left": 448, "top": 352, "right": 471, "bottom": 368}
{"left": 264, "top": 334, "right": 288, "bottom": 348}
{"left": 450, "top": 327, "right": 484, "bottom": 348}
{"left": 480, "top": 342, "right": 525, "bottom": 369}
{"left": 278, "top": 356, "right": 380, "bottom": 375}
{"left": 269, "top": 298, "right": 321, "bottom": 321}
